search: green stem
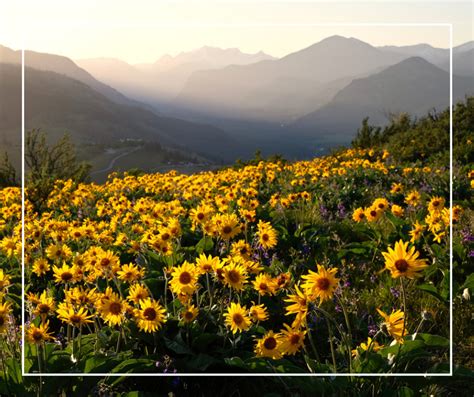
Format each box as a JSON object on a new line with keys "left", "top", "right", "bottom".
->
{"left": 326, "top": 317, "right": 337, "bottom": 372}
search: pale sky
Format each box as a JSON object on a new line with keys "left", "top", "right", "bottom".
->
{"left": 1, "top": 1, "right": 472, "bottom": 63}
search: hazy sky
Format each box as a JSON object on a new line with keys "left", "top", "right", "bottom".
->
{"left": 1, "top": 1, "right": 472, "bottom": 63}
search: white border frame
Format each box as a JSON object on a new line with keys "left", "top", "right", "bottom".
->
{"left": 20, "top": 22, "right": 453, "bottom": 377}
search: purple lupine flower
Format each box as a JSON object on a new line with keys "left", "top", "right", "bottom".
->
{"left": 390, "top": 287, "right": 401, "bottom": 299}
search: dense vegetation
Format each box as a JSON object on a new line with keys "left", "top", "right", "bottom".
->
{"left": 0, "top": 99, "right": 472, "bottom": 395}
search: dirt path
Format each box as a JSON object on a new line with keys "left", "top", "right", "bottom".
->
{"left": 90, "top": 146, "right": 143, "bottom": 175}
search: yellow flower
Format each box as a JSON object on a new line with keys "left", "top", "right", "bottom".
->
{"left": 252, "top": 273, "right": 277, "bottom": 296}
{"left": 351, "top": 337, "right": 383, "bottom": 357}
{"left": 224, "top": 302, "right": 251, "bottom": 334}
{"left": 256, "top": 220, "right": 278, "bottom": 250}
{"left": 52, "top": 263, "right": 79, "bottom": 284}
{"left": 26, "top": 321, "right": 53, "bottom": 345}
{"left": 223, "top": 261, "right": 248, "bottom": 291}
{"left": 32, "top": 258, "right": 50, "bottom": 277}
{"left": 214, "top": 213, "right": 241, "bottom": 240}
{"left": 195, "top": 254, "right": 220, "bottom": 274}
{"left": 365, "top": 205, "right": 383, "bottom": 222}
{"left": 254, "top": 330, "right": 282, "bottom": 359}
{"left": 279, "top": 324, "right": 306, "bottom": 356}
{"left": 45, "top": 243, "right": 72, "bottom": 262}
{"left": 249, "top": 303, "right": 269, "bottom": 322}
{"left": 0, "top": 269, "right": 11, "bottom": 291}
{"left": 57, "top": 303, "right": 93, "bottom": 328}
{"left": 390, "top": 183, "right": 403, "bottom": 194}
{"left": 134, "top": 298, "right": 167, "bottom": 333}
{"left": 382, "top": 240, "right": 428, "bottom": 279}
{"left": 33, "top": 291, "right": 55, "bottom": 321}
{"left": 169, "top": 261, "right": 199, "bottom": 295}
{"left": 284, "top": 285, "right": 308, "bottom": 328}
{"left": 391, "top": 204, "right": 404, "bottom": 217}
{"left": 97, "top": 290, "right": 129, "bottom": 326}
{"left": 117, "top": 263, "right": 145, "bottom": 283}
{"left": 181, "top": 305, "right": 199, "bottom": 323}
{"left": 230, "top": 240, "right": 252, "bottom": 261}
{"left": 0, "top": 301, "right": 12, "bottom": 334}
{"left": 373, "top": 198, "right": 389, "bottom": 212}
{"left": 405, "top": 190, "right": 421, "bottom": 207}
{"left": 127, "top": 284, "right": 150, "bottom": 304}
{"left": 409, "top": 221, "right": 425, "bottom": 243}
{"left": 301, "top": 264, "right": 340, "bottom": 304}
{"left": 428, "top": 196, "right": 445, "bottom": 213}
{"left": 352, "top": 207, "right": 366, "bottom": 222}
{"left": 377, "top": 308, "right": 407, "bottom": 343}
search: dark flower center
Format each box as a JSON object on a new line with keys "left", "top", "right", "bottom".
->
{"left": 222, "top": 226, "right": 232, "bottom": 234}
{"left": 61, "top": 272, "right": 73, "bottom": 282}
{"left": 232, "top": 313, "right": 244, "bottom": 325}
{"left": 263, "top": 337, "right": 277, "bottom": 350}
{"left": 290, "top": 334, "right": 300, "bottom": 345}
{"left": 317, "top": 277, "right": 330, "bottom": 291}
{"left": 227, "top": 270, "right": 240, "bottom": 284}
{"left": 395, "top": 259, "right": 409, "bottom": 272}
{"left": 143, "top": 307, "right": 157, "bottom": 321}
{"left": 109, "top": 302, "right": 122, "bottom": 315}
{"left": 179, "top": 271, "right": 192, "bottom": 284}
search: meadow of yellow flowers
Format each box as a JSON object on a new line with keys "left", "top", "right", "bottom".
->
{"left": 0, "top": 147, "right": 472, "bottom": 382}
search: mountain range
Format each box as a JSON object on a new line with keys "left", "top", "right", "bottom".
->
{"left": 1, "top": 35, "right": 473, "bottom": 176}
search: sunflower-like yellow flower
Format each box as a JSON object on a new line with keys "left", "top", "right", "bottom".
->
{"left": 223, "top": 261, "right": 248, "bottom": 291}
{"left": 391, "top": 204, "right": 404, "bottom": 217}
{"left": 252, "top": 273, "right": 277, "bottom": 296}
{"left": 117, "top": 263, "right": 145, "bottom": 283}
{"left": 373, "top": 198, "right": 389, "bottom": 212}
{"left": 224, "top": 302, "right": 251, "bottom": 334}
{"left": 301, "top": 264, "right": 340, "bottom": 304}
{"left": 284, "top": 285, "right": 308, "bottom": 328}
{"left": 169, "top": 261, "right": 199, "bottom": 295}
{"left": 382, "top": 240, "right": 428, "bottom": 279}
{"left": 134, "top": 298, "right": 167, "bottom": 333}
{"left": 195, "top": 253, "right": 220, "bottom": 274}
{"left": 32, "top": 258, "right": 50, "bottom": 277}
{"left": 279, "top": 324, "right": 306, "bottom": 356}
{"left": 52, "top": 263, "right": 79, "bottom": 284}
{"left": 365, "top": 205, "right": 383, "bottom": 222}
{"left": 254, "top": 330, "right": 283, "bottom": 359}
{"left": 97, "top": 290, "right": 129, "bottom": 326}
{"left": 405, "top": 190, "right": 421, "bottom": 207}
{"left": 56, "top": 303, "right": 93, "bottom": 328}
{"left": 0, "top": 301, "right": 12, "bottom": 334}
{"left": 26, "top": 321, "right": 53, "bottom": 345}
{"left": 230, "top": 240, "right": 253, "bottom": 261}
{"left": 127, "top": 283, "right": 149, "bottom": 304}
{"left": 0, "top": 269, "right": 11, "bottom": 291}
{"left": 351, "top": 337, "right": 383, "bottom": 357}
{"left": 181, "top": 304, "right": 199, "bottom": 324}
{"left": 214, "top": 213, "right": 241, "bottom": 240}
{"left": 33, "top": 291, "right": 55, "bottom": 321}
{"left": 352, "top": 207, "right": 366, "bottom": 222}
{"left": 428, "top": 196, "right": 445, "bottom": 213}
{"left": 390, "top": 183, "right": 403, "bottom": 194}
{"left": 256, "top": 220, "right": 278, "bottom": 250}
{"left": 249, "top": 303, "right": 269, "bottom": 322}
{"left": 45, "top": 243, "right": 72, "bottom": 262}
{"left": 376, "top": 308, "right": 408, "bottom": 343}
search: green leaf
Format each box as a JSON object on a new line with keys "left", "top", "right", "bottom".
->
{"left": 397, "top": 386, "right": 415, "bottom": 397}
{"left": 416, "top": 284, "right": 448, "bottom": 306}
{"left": 414, "top": 333, "right": 449, "bottom": 348}
{"left": 111, "top": 358, "right": 157, "bottom": 373}
{"left": 196, "top": 236, "right": 214, "bottom": 253}
{"left": 164, "top": 334, "right": 192, "bottom": 355}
